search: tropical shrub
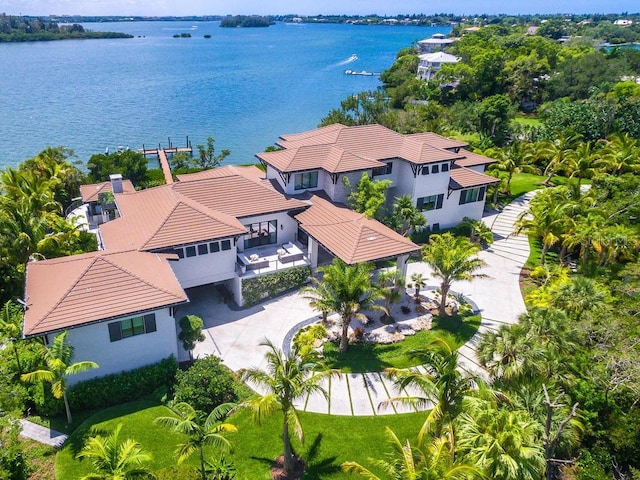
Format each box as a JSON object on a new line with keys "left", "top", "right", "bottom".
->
{"left": 173, "top": 356, "right": 237, "bottom": 413}
{"left": 292, "top": 324, "right": 327, "bottom": 359}
{"left": 66, "top": 356, "right": 177, "bottom": 411}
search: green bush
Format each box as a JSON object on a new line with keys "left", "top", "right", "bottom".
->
{"left": 293, "top": 324, "right": 327, "bottom": 359}
{"left": 241, "top": 265, "right": 311, "bottom": 307}
{"left": 67, "top": 356, "right": 177, "bottom": 411}
{"left": 173, "top": 356, "right": 237, "bottom": 413}
{"left": 32, "top": 382, "right": 65, "bottom": 417}
{"left": 155, "top": 465, "right": 199, "bottom": 480}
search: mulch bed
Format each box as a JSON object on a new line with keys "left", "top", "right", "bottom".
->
{"left": 271, "top": 455, "right": 306, "bottom": 480}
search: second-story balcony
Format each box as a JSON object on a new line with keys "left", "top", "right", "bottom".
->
{"left": 236, "top": 241, "right": 310, "bottom": 277}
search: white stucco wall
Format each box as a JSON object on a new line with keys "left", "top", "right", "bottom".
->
{"left": 238, "top": 211, "right": 299, "bottom": 252}
{"left": 65, "top": 307, "right": 178, "bottom": 385}
{"left": 323, "top": 170, "right": 368, "bottom": 204}
{"left": 423, "top": 190, "right": 486, "bottom": 229}
{"left": 266, "top": 166, "right": 325, "bottom": 196}
{"left": 170, "top": 240, "right": 238, "bottom": 289}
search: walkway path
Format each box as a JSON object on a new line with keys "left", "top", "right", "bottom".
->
{"left": 19, "top": 419, "right": 68, "bottom": 448}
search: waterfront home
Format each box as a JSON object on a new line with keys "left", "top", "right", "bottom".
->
{"left": 416, "top": 51, "right": 460, "bottom": 81}
{"left": 417, "top": 33, "right": 456, "bottom": 53}
{"left": 23, "top": 156, "right": 421, "bottom": 381}
{"left": 256, "top": 123, "right": 498, "bottom": 232}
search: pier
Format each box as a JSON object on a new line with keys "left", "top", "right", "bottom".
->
{"left": 140, "top": 136, "right": 192, "bottom": 185}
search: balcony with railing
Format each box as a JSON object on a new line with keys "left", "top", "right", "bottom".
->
{"left": 236, "top": 241, "right": 310, "bottom": 277}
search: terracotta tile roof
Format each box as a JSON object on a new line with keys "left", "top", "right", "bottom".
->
{"left": 405, "top": 132, "right": 468, "bottom": 150}
{"left": 79, "top": 180, "right": 135, "bottom": 203}
{"left": 454, "top": 149, "right": 497, "bottom": 168}
{"left": 23, "top": 250, "right": 188, "bottom": 336}
{"left": 173, "top": 174, "right": 308, "bottom": 218}
{"left": 449, "top": 166, "right": 500, "bottom": 189}
{"left": 175, "top": 165, "right": 266, "bottom": 183}
{"left": 100, "top": 186, "right": 247, "bottom": 251}
{"left": 295, "top": 196, "right": 419, "bottom": 264}
{"left": 258, "top": 124, "right": 464, "bottom": 172}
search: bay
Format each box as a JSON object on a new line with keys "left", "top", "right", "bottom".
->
{"left": 0, "top": 21, "right": 450, "bottom": 169}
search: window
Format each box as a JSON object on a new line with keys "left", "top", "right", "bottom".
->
{"left": 372, "top": 161, "right": 393, "bottom": 177}
{"left": 416, "top": 194, "right": 444, "bottom": 211}
{"left": 243, "top": 220, "right": 277, "bottom": 249}
{"left": 209, "top": 241, "right": 220, "bottom": 252}
{"left": 431, "top": 164, "right": 440, "bottom": 174}
{"left": 108, "top": 314, "right": 157, "bottom": 342}
{"left": 185, "top": 246, "right": 196, "bottom": 257}
{"left": 197, "top": 244, "right": 208, "bottom": 255}
{"left": 175, "top": 248, "right": 184, "bottom": 259}
{"left": 421, "top": 166, "right": 429, "bottom": 175}
{"left": 294, "top": 171, "right": 318, "bottom": 190}
{"left": 221, "top": 239, "right": 232, "bottom": 251}
{"left": 442, "top": 162, "right": 449, "bottom": 172}
{"left": 459, "top": 186, "right": 486, "bottom": 205}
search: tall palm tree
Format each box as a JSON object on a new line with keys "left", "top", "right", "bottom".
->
{"left": 155, "top": 402, "right": 237, "bottom": 480}
{"left": 342, "top": 427, "right": 483, "bottom": 480}
{"left": 514, "top": 189, "right": 570, "bottom": 265}
{"left": 0, "top": 300, "right": 23, "bottom": 373}
{"left": 21, "top": 330, "right": 98, "bottom": 424}
{"left": 391, "top": 194, "right": 426, "bottom": 236}
{"left": 538, "top": 134, "right": 581, "bottom": 185}
{"left": 382, "top": 339, "right": 477, "bottom": 444}
{"left": 302, "top": 258, "right": 383, "bottom": 352}
{"left": 565, "top": 141, "right": 599, "bottom": 186}
{"left": 421, "top": 233, "right": 486, "bottom": 317}
{"left": 76, "top": 423, "right": 155, "bottom": 480}
{"left": 239, "top": 339, "right": 339, "bottom": 475}
{"left": 487, "top": 141, "right": 538, "bottom": 195}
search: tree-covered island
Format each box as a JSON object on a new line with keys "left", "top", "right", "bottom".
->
{"left": 0, "top": 13, "right": 132, "bottom": 42}
{"left": 219, "top": 15, "right": 274, "bottom": 28}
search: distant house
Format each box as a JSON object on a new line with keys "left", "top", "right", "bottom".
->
{"left": 417, "top": 33, "right": 456, "bottom": 53}
{"left": 417, "top": 51, "right": 460, "bottom": 81}
{"left": 24, "top": 124, "right": 497, "bottom": 383}
{"left": 613, "top": 19, "right": 633, "bottom": 26}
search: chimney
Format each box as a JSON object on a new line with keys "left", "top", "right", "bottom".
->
{"left": 109, "top": 174, "right": 123, "bottom": 194}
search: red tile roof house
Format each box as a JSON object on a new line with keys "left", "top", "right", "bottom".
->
{"left": 23, "top": 124, "right": 497, "bottom": 382}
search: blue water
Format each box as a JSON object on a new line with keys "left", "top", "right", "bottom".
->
{"left": 0, "top": 21, "right": 450, "bottom": 168}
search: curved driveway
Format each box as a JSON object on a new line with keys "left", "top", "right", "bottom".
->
{"left": 186, "top": 192, "right": 535, "bottom": 416}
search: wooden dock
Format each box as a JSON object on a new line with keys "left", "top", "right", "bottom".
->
{"left": 140, "top": 137, "right": 193, "bottom": 185}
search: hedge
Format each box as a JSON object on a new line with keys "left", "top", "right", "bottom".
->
{"left": 241, "top": 265, "right": 311, "bottom": 307}
{"left": 66, "top": 356, "right": 178, "bottom": 411}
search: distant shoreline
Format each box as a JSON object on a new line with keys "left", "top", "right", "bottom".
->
{"left": 0, "top": 31, "right": 133, "bottom": 43}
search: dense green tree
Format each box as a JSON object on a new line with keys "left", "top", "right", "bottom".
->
{"left": 239, "top": 340, "right": 337, "bottom": 475}
{"left": 320, "top": 90, "right": 393, "bottom": 127}
{"left": 195, "top": 137, "right": 230, "bottom": 169}
{"left": 77, "top": 424, "right": 155, "bottom": 480}
{"left": 346, "top": 172, "right": 391, "bottom": 220}
{"left": 0, "top": 300, "right": 24, "bottom": 374}
{"left": 421, "top": 233, "right": 486, "bottom": 317}
{"left": 87, "top": 150, "right": 148, "bottom": 185}
{"left": 303, "top": 259, "right": 383, "bottom": 352}
{"left": 21, "top": 330, "right": 98, "bottom": 424}
{"left": 387, "top": 194, "right": 426, "bottom": 236}
{"left": 0, "top": 413, "right": 28, "bottom": 480}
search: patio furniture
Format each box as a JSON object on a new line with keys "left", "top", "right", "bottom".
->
{"left": 279, "top": 242, "right": 304, "bottom": 264}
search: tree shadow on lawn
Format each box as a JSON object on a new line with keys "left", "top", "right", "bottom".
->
{"left": 249, "top": 433, "right": 341, "bottom": 479}
{"left": 62, "top": 400, "right": 161, "bottom": 458}
{"left": 432, "top": 313, "right": 481, "bottom": 347}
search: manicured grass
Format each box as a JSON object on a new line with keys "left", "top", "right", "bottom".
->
{"left": 513, "top": 115, "right": 542, "bottom": 127}
{"left": 56, "top": 400, "right": 186, "bottom": 479}
{"left": 322, "top": 313, "right": 481, "bottom": 373}
{"left": 55, "top": 400, "right": 429, "bottom": 480}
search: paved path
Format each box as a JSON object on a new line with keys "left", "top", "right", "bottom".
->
{"left": 189, "top": 193, "right": 535, "bottom": 416}
{"left": 19, "top": 419, "right": 68, "bottom": 448}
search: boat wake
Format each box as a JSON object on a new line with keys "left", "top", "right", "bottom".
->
{"left": 337, "top": 54, "right": 358, "bottom": 66}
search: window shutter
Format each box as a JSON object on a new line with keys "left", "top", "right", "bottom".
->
{"left": 479, "top": 186, "right": 486, "bottom": 201}
{"left": 436, "top": 194, "right": 444, "bottom": 209}
{"left": 108, "top": 322, "right": 122, "bottom": 342}
{"left": 144, "top": 314, "right": 157, "bottom": 334}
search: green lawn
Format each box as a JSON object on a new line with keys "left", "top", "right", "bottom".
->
{"left": 322, "top": 313, "right": 481, "bottom": 373}
{"left": 513, "top": 115, "right": 542, "bottom": 127}
{"left": 56, "top": 400, "right": 428, "bottom": 480}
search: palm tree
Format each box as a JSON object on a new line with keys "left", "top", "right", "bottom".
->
{"left": 342, "top": 427, "right": 483, "bottom": 480}
{"left": 538, "top": 134, "right": 581, "bottom": 185}
{"left": 382, "top": 339, "right": 477, "bottom": 444}
{"left": 410, "top": 272, "right": 427, "bottom": 302}
{"left": 421, "top": 233, "right": 486, "bottom": 317}
{"left": 302, "top": 258, "right": 383, "bottom": 352}
{"left": 566, "top": 142, "right": 599, "bottom": 186}
{"left": 487, "top": 141, "right": 538, "bottom": 195}
{"left": 597, "top": 133, "right": 640, "bottom": 175}
{"left": 377, "top": 269, "right": 406, "bottom": 321}
{"left": 155, "top": 402, "right": 237, "bottom": 480}
{"left": 456, "top": 401, "right": 545, "bottom": 480}
{"left": 21, "top": 330, "right": 98, "bottom": 424}
{"left": 390, "top": 194, "right": 427, "bottom": 236}
{"left": 0, "top": 300, "right": 23, "bottom": 373}
{"left": 514, "top": 189, "right": 570, "bottom": 265}
{"left": 548, "top": 276, "right": 609, "bottom": 322}
{"left": 76, "top": 423, "right": 155, "bottom": 480}
{"left": 239, "top": 339, "right": 339, "bottom": 475}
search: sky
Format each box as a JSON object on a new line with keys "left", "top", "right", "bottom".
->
{"left": 1, "top": 0, "right": 639, "bottom": 17}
